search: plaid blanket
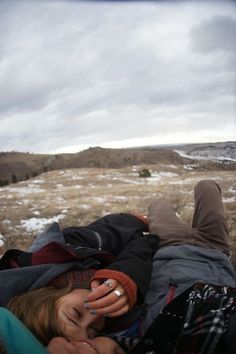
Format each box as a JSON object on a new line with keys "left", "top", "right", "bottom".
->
{"left": 176, "top": 283, "right": 236, "bottom": 354}
{"left": 113, "top": 283, "right": 236, "bottom": 354}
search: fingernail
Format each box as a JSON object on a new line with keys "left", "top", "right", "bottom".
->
{"left": 90, "top": 309, "right": 96, "bottom": 315}
{"left": 84, "top": 300, "right": 90, "bottom": 308}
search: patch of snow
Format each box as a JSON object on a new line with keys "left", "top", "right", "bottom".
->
{"left": 22, "top": 199, "right": 31, "bottom": 205}
{"left": 92, "top": 197, "right": 107, "bottom": 203}
{"left": 32, "top": 210, "right": 40, "bottom": 216}
{"left": 0, "top": 233, "right": 4, "bottom": 247}
{"left": 175, "top": 150, "right": 236, "bottom": 162}
{"left": 169, "top": 178, "right": 197, "bottom": 185}
{"left": 71, "top": 176, "right": 84, "bottom": 180}
{"left": 160, "top": 172, "right": 178, "bottom": 178}
{"left": 120, "top": 178, "right": 142, "bottom": 185}
{"left": 184, "top": 165, "right": 195, "bottom": 170}
{"left": 3, "top": 186, "right": 45, "bottom": 195}
{"left": 68, "top": 185, "right": 81, "bottom": 189}
{"left": 30, "top": 179, "right": 45, "bottom": 184}
{"left": 57, "top": 197, "right": 66, "bottom": 202}
{"left": 20, "top": 214, "right": 65, "bottom": 233}
{"left": 229, "top": 187, "right": 236, "bottom": 193}
{"left": 223, "top": 197, "right": 236, "bottom": 203}
{"left": 166, "top": 164, "right": 178, "bottom": 169}
{"left": 97, "top": 172, "right": 123, "bottom": 180}
{"left": 56, "top": 184, "right": 63, "bottom": 188}
{"left": 3, "top": 219, "right": 11, "bottom": 225}
{"left": 114, "top": 196, "right": 128, "bottom": 201}
{"left": 61, "top": 209, "right": 68, "bottom": 213}
{"left": 80, "top": 204, "right": 91, "bottom": 209}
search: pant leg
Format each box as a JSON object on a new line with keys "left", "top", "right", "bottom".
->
{"left": 191, "top": 180, "right": 230, "bottom": 255}
{"left": 148, "top": 200, "right": 192, "bottom": 248}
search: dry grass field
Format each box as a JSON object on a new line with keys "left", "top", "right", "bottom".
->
{"left": 0, "top": 164, "right": 235, "bottom": 265}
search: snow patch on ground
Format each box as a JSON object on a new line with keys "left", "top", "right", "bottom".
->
{"left": 1, "top": 186, "right": 45, "bottom": 195}
{"left": 80, "top": 204, "right": 91, "bottom": 209}
{"left": 20, "top": 214, "right": 65, "bottom": 232}
{"left": 32, "top": 210, "right": 40, "bottom": 216}
{"left": 30, "top": 179, "right": 45, "bottom": 184}
{"left": 0, "top": 233, "right": 4, "bottom": 247}
{"left": 176, "top": 150, "right": 236, "bottom": 162}
{"left": 229, "top": 187, "right": 236, "bottom": 193}
{"left": 61, "top": 209, "right": 68, "bottom": 213}
{"left": 92, "top": 197, "right": 107, "bottom": 203}
{"left": 114, "top": 196, "right": 128, "bottom": 201}
{"left": 223, "top": 197, "right": 236, "bottom": 203}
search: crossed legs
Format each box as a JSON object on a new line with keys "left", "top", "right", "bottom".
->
{"left": 148, "top": 180, "right": 230, "bottom": 255}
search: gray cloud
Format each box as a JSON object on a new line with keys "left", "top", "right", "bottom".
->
{"left": 0, "top": 0, "right": 235, "bottom": 153}
{"left": 190, "top": 14, "right": 236, "bottom": 54}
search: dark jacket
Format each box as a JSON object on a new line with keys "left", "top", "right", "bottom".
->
{"left": 0, "top": 213, "right": 159, "bottom": 307}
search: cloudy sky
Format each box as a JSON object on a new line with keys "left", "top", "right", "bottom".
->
{"left": 0, "top": 0, "right": 236, "bottom": 154}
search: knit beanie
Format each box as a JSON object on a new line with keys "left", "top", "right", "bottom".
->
{"left": 49, "top": 269, "right": 96, "bottom": 289}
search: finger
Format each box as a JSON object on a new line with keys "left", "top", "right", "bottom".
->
{"left": 90, "top": 279, "right": 102, "bottom": 291}
{"left": 86, "top": 279, "right": 118, "bottom": 302}
{"left": 85, "top": 288, "right": 125, "bottom": 309}
{"left": 103, "top": 303, "right": 130, "bottom": 318}
{"left": 87, "top": 293, "right": 128, "bottom": 314}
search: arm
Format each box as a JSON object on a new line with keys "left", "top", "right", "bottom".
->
{"left": 63, "top": 213, "right": 149, "bottom": 256}
{"left": 84, "top": 234, "right": 159, "bottom": 317}
{"left": 64, "top": 214, "right": 159, "bottom": 304}
{"left": 94, "top": 234, "right": 159, "bottom": 302}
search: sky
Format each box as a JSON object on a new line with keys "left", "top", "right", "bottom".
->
{"left": 0, "top": 0, "right": 236, "bottom": 154}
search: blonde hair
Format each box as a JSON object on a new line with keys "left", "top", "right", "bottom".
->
{"left": 7, "top": 286, "right": 72, "bottom": 345}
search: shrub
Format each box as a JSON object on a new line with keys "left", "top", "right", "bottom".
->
{"left": 139, "top": 168, "right": 151, "bottom": 178}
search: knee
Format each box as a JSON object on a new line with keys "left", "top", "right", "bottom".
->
{"left": 194, "top": 180, "right": 221, "bottom": 194}
{"left": 148, "top": 200, "right": 168, "bottom": 217}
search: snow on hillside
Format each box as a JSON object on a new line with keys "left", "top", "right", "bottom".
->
{"left": 175, "top": 142, "right": 236, "bottom": 162}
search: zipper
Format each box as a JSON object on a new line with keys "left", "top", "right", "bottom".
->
{"left": 92, "top": 231, "right": 102, "bottom": 250}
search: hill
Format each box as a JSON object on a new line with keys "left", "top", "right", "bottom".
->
{"left": 0, "top": 142, "right": 236, "bottom": 186}
{"left": 0, "top": 147, "right": 185, "bottom": 185}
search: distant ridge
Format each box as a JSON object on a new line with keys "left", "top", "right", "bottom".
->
{"left": 0, "top": 142, "right": 235, "bottom": 186}
{"left": 0, "top": 146, "right": 184, "bottom": 185}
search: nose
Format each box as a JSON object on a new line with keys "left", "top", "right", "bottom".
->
{"left": 78, "top": 327, "right": 89, "bottom": 340}
{"left": 79, "top": 307, "right": 104, "bottom": 336}
{"left": 82, "top": 302, "right": 102, "bottom": 322}
{"left": 85, "top": 308, "right": 104, "bottom": 327}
